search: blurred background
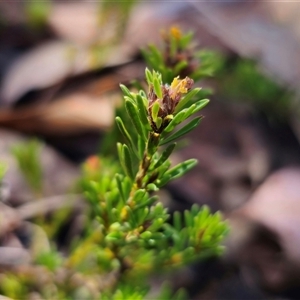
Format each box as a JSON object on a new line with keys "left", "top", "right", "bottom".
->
{"left": 1, "top": 0, "right": 300, "bottom": 299}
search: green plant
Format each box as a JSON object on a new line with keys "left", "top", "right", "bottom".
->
{"left": 75, "top": 68, "right": 228, "bottom": 298}
{"left": 217, "top": 58, "right": 293, "bottom": 120}
{"left": 0, "top": 26, "right": 228, "bottom": 299}
{"left": 10, "top": 139, "right": 73, "bottom": 240}
{"left": 90, "top": 0, "right": 138, "bottom": 67}
{"left": 25, "top": 0, "right": 51, "bottom": 29}
{"left": 11, "top": 139, "right": 43, "bottom": 196}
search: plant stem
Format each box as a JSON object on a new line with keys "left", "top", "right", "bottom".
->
{"left": 128, "top": 132, "right": 161, "bottom": 205}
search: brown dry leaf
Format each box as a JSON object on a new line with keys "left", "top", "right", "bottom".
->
{"left": 0, "top": 61, "right": 145, "bottom": 141}
{"left": 0, "top": 40, "right": 132, "bottom": 105}
{"left": 48, "top": 3, "right": 100, "bottom": 45}
{"left": 0, "top": 60, "right": 145, "bottom": 136}
{"left": 227, "top": 168, "right": 300, "bottom": 291}
{"left": 240, "top": 168, "right": 300, "bottom": 264}
{"left": 1, "top": 41, "right": 91, "bottom": 105}
{"left": 0, "top": 92, "right": 116, "bottom": 135}
{"left": 48, "top": 2, "right": 118, "bottom": 46}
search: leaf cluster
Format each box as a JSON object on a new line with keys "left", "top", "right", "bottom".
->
{"left": 142, "top": 27, "right": 223, "bottom": 84}
{"left": 77, "top": 68, "right": 228, "bottom": 297}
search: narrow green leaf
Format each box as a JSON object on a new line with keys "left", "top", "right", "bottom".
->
{"left": 139, "top": 90, "right": 147, "bottom": 99}
{"left": 191, "top": 203, "right": 200, "bottom": 215}
{"left": 182, "top": 247, "right": 197, "bottom": 263}
{"left": 163, "top": 110, "right": 186, "bottom": 133}
{"left": 123, "top": 205, "right": 137, "bottom": 227}
{"left": 111, "top": 208, "right": 120, "bottom": 221}
{"left": 156, "top": 160, "right": 171, "bottom": 179}
{"left": 124, "top": 95, "right": 135, "bottom": 105}
{"left": 198, "top": 205, "right": 210, "bottom": 225}
{"left": 158, "top": 159, "right": 197, "bottom": 186}
{"left": 140, "top": 231, "right": 152, "bottom": 239}
{"left": 189, "top": 99, "right": 209, "bottom": 116}
{"left": 117, "top": 142, "right": 124, "bottom": 170}
{"left": 159, "top": 117, "right": 202, "bottom": 146}
{"left": 137, "top": 135, "right": 146, "bottom": 159}
{"left": 105, "top": 191, "right": 114, "bottom": 223}
{"left": 146, "top": 183, "right": 158, "bottom": 192}
{"left": 166, "top": 159, "right": 197, "bottom": 180}
{"left": 170, "top": 35, "right": 177, "bottom": 59}
{"left": 134, "top": 196, "right": 158, "bottom": 210}
{"left": 157, "top": 72, "right": 162, "bottom": 84}
{"left": 151, "top": 102, "right": 160, "bottom": 122}
{"left": 122, "top": 176, "right": 132, "bottom": 200}
{"left": 179, "top": 31, "right": 193, "bottom": 49}
{"left": 133, "top": 189, "right": 147, "bottom": 204}
{"left": 153, "top": 143, "right": 176, "bottom": 169}
{"left": 120, "top": 84, "right": 134, "bottom": 100}
{"left": 122, "top": 144, "right": 134, "bottom": 179}
{"left": 174, "top": 88, "right": 202, "bottom": 113}
{"left": 153, "top": 77, "right": 162, "bottom": 99}
{"left": 145, "top": 56, "right": 157, "bottom": 70}
{"left": 145, "top": 68, "right": 153, "bottom": 85}
{"left": 151, "top": 232, "right": 164, "bottom": 240}
{"left": 180, "top": 104, "right": 197, "bottom": 122}
{"left": 136, "top": 207, "right": 150, "bottom": 226}
{"left": 147, "top": 132, "right": 160, "bottom": 156}
{"left": 148, "top": 45, "right": 164, "bottom": 65}
{"left": 147, "top": 217, "right": 164, "bottom": 232}
{"left": 115, "top": 117, "right": 134, "bottom": 149}
{"left": 125, "top": 100, "right": 147, "bottom": 141}
{"left": 155, "top": 117, "right": 162, "bottom": 129}
{"left": 173, "top": 211, "right": 182, "bottom": 231}
{"left": 153, "top": 202, "right": 165, "bottom": 215}
{"left": 184, "top": 210, "right": 193, "bottom": 227}
{"left": 136, "top": 94, "right": 149, "bottom": 126}
{"left": 170, "top": 230, "right": 182, "bottom": 246}
{"left": 106, "top": 188, "right": 119, "bottom": 208}
{"left": 105, "top": 232, "right": 123, "bottom": 241}
{"left": 115, "top": 173, "right": 125, "bottom": 204}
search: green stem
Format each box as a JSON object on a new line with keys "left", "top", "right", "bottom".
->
{"left": 128, "top": 132, "right": 160, "bottom": 206}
